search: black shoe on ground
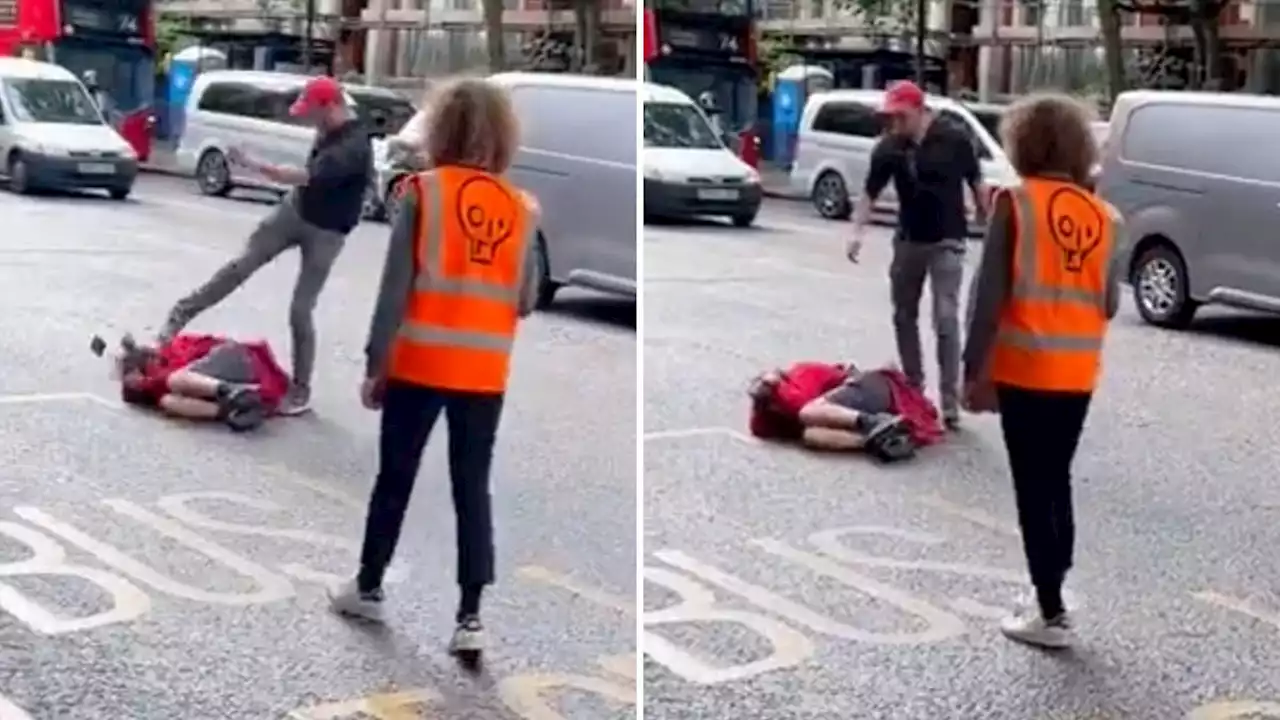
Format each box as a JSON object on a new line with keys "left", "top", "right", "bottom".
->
{"left": 855, "top": 412, "right": 905, "bottom": 442}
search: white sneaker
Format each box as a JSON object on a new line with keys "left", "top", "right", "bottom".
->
{"left": 1000, "top": 611, "right": 1073, "bottom": 649}
{"left": 448, "top": 615, "right": 485, "bottom": 665}
{"left": 327, "top": 579, "right": 385, "bottom": 623}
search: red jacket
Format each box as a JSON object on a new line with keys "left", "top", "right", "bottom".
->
{"left": 125, "top": 333, "right": 290, "bottom": 411}
{"left": 749, "top": 362, "right": 944, "bottom": 447}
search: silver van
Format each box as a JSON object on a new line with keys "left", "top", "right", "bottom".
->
{"left": 176, "top": 70, "right": 414, "bottom": 199}
{"left": 1098, "top": 90, "right": 1280, "bottom": 328}
{"left": 790, "top": 89, "right": 1018, "bottom": 223}
{"left": 492, "top": 72, "right": 636, "bottom": 305}
{"left": 0, "top": 57, "right": 139, "bottom": 199}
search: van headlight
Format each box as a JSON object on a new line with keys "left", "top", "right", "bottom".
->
{"left": 743, "top": 167, "right": 760, "bottom": 185}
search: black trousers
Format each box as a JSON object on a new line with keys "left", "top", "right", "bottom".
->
{"left": 357, "top": 380, "right": 503, "bottom": 590}
{"left": 995, "top": 384, "right": 1092, "bottom": 607}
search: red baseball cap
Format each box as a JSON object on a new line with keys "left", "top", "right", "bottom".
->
{"left": 880, "top": 80, "right": 926, "bottom": 115}
{"left": 290, "top": 76, "right": 344, "bottom": 117}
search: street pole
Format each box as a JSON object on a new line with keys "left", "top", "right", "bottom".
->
{"left": 303, "top": 0, "right": 316, "bottom": 71}
{"left": 914, "top": 0, "right": 926, "bottom": 85}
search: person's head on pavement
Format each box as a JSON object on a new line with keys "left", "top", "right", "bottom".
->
{"left": 1001, "top": 93, "right": 1098, "bottom": 188}
{"left": 290, "top": 75, "right": 354, "bottom": 133}
{"left": 423, "top": 78, "right": 518, "bottom": 174}
{"left": 879, "top": 80, "right": 930, "bottom": 141}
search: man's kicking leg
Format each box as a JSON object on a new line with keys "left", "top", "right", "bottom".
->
{"left": 159, "top": 204, "right": 299, "bottom": 341}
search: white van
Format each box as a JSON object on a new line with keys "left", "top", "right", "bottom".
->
{"left": 175, "top": 70, "right": 415, "bottom": 199}
{"left": 642, "top": 82, "right": 762, "bottom": 227}
{"left": 0, "top": 57, "right": 139, "bottom": 199}
{"left": 790, "top": 89, "right": 1017, "bottom": 224}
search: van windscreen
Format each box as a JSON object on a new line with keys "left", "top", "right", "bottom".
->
{"left": 645, "top": 102, "right": 724, "bottom": 150}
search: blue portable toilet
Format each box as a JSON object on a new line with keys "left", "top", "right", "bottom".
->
{"left": 167, "top": 46, "right": 227, "bottom": 142}
{"left": 772, "top": 65, "right": 833, "bottom": 169}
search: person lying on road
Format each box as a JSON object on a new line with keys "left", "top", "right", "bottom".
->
{"left": 102, "top": 333, "right": 290, "bottom": 432}
{"left": 749, "top": 361, "right": 942, "bottom": 460}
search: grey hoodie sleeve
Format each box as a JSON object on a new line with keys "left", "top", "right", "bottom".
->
{"left": 962, "top": 191, "right": 1014, "bottom": 381}
{"left": 1104, "top": 203, "right": 1127, "bottom": 320}
{"left": 364, "top": 190, "right": 417, "bottom": 378}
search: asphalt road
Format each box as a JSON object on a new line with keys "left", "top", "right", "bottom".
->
{"left": 0, "top": 174, "right": 637, "bottom": 720}
{"left": 642, "top": 199, "right": 1280, "bottom": 720}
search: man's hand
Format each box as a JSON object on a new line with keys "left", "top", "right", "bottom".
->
{"left": 845, "top": 235, "right": 863, "bottom": 264}
{"left": 360, "top": 376, "right": 385, "bottom": 410}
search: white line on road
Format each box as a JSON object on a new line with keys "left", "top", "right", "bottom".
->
{"left": 0, "top": 392, "right": 96, "bottom": 406}
{"left": 642, "top": 426, "right": 759, "bottom": 444}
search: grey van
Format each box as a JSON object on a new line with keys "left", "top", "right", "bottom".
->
{"left": 491, "top": 72, "right": 636, "bottom": 305}
{"left": 1098, "top": 91, "right": 1280, "bottom": 328}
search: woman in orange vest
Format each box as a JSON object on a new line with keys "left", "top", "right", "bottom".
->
{"left": 326, "top": 78, "right": 541, "bottom": 666}
{"left": 962, "top": 94, "right": 1125, "bottom": 650}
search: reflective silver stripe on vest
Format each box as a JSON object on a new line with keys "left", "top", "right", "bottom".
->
{"left": 398, "top": 322, "right": 513, "bottom": 352}
{"left": 1007, "top": 185, "right": 1115, "bottom": 312}
{"left": 995, "top": 328, "right": 1103, "bottom": 352}
{"left": 409, "top": 171, "right": 530, "bottom": 304}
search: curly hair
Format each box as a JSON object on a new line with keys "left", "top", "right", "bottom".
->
{"left": 999, "top": 93, "right": 1098, "bottom": 187}
{"left": 422, "top": 77, "right": 519, "bottom": 174}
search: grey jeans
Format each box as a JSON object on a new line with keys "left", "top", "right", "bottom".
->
{"left": 889, "top": 237, "right": 966, "bottom": 414}
{"left": 164, "top": 194, "right": 346, "bottom": 390}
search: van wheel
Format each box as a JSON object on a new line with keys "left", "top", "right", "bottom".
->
{"left": 1133, "top": 244, "right": 1198, "bottom": 328}
{"left": 108, "top": 186, "right": 131, "bottom": 200}
{"left": 813, "top": 170, "right": 851, "bottom": 220}
{"left": 8, "top": 154, "right": 31, "bottom": 195}
{"left": 196, "top": 149, "right": 231, "bottom": 197}
{"left": 535, "top": 232, "right": 560, "bottom": 309}
{"left": 730, "top": 210, "right": 757, "bottom": 228}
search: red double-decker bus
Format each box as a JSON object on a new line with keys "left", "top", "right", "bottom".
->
{"left": 643, "top": 0, "right": 760, "bottom": 167}
{"left": 0, "top": 0, "right": 156, "bottom": 160}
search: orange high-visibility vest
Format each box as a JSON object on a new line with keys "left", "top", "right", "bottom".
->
{"left": 387, "top": 166, "right": 537, "bottom": 393}
{"left": 988, "top": 178, "right": 1118, "bottom": 393}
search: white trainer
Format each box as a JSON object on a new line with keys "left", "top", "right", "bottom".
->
{"left": 1000, "top": 611, "right": 1074, "bottom": 649}
{"left": 448, "top": 616, "right": 485, "bottom": 664}
{"left": 327, "top": 579, "right": 385, "bottom": 623}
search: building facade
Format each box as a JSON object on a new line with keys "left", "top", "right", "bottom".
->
{"left": 159, "top": 0, "right": 637, "bottom": 84}
{"left": 756, "top": 0, "right": 1280, "bottom": 98}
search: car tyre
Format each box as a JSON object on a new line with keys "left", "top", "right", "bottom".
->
{"left": 535, "top": 232, "right": 560, "bottom": 310}
{"left": 1133, "top": 243, "right": 1198, "bottom": 329}
{"left": 812, "top": 170, "right": 851, "bottom": 220}
{"left": 108, "top": 186, "right": 131, "bottom": 201}
{"left": 8, "top": 154, "right": 31, "bottom": 195}
{"left": 730, "top": 210, "right": 758, "bottom": 228}
{"left": 196, "top": 149, "right": 232, "bottom": 197}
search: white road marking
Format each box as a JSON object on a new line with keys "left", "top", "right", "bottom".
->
{"left": 0, "top": 392, "right": 96, "bottom": 405}
{"left": 642, "top": 426, "right": 758, "bottom": 443}
{"left": 1188, "top": 700, "right": 1280, "bottom": 719}
{"left": 0, "top": 694, "right": 33, "bottom": 720}
{"left": 1193, "top": 591, "right": 1280, "bottom": 630}
{"left": 516, "top": 565, "right": 633, "bottom": 615}
{"left": 644, "top": 564, "right": 815, "bottom": 684}
{"left": 919, "top": 494, "right": 1021, "bottom": 537}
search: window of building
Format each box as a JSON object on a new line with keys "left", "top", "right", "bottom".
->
{"left": 810, "top": 100, "right": 882, "bottom": 138}
{"left": 1065, "top": 0, "right": 1085, "bottom": 27}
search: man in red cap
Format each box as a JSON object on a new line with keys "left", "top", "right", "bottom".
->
{"left": 846, "top": 80, "right": 988, "bottom": 429}
{"left": 158, "top": 75, "right": 374, "bottom": 415}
